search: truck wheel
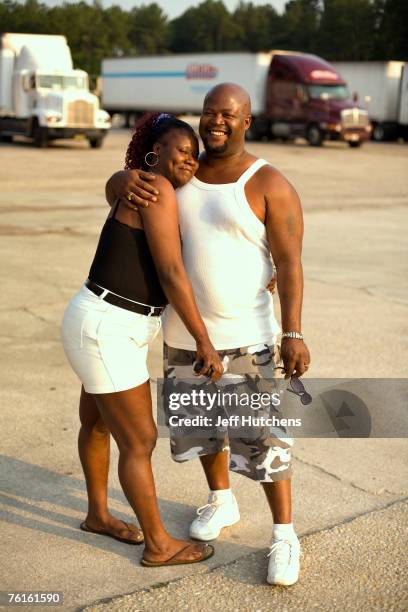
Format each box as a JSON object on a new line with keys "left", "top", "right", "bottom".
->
{"left": 348, "top": 141, "right": 362, "bottom": 148}
{"left": 372, "top": 124, "right": 385, "bottom": 142}
{"left": 306, "top": 125, "right": 324, "bottom": 147}
{"left": 246, "top": 118, "right": 268, "bottom": 142}
{"left": 245, "top": 122, "right": 260, "bottom": 142}
{"left": 0, "top": 133, "right": 13, "bottom": 143}
{"left": 372, "top": 123, "right": 397, "bottom": 142}
{"left": 32, "top": 122, "right": 48, "bottom": 148}
{"left": 89, "top": 138, "right": 103, "bottom": 149}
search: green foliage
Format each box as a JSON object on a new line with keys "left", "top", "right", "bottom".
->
{"left": 376, "top": 0, "right": 408, "bottom": 60}
{"left": 318, "top": 0, "right": 379, "bottom": 60}
{"left": 0, "top": 0, "right": 407, "bottom": 76}
{"left": 280, "top": 0, "right": 321, "bottom": 53}
{"left": 232, "top": 2, "right": 283, "bottom": 51}
{"left": 54, "top": 2, "right": 112, "bottom": 76}
{"left": 129, "top": 3, "right": 170, "bottom": 55}
{"left": 171, "top": 1, "right": 242, "bottom": 52}
{"left": 0, "top": 0, "right": 51, "bottom": 33}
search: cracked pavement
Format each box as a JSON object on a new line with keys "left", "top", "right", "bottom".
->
{"left": 0, "top": 131, "right": 407, "bottom": 611}
{"left": 84, "top": 499, "right": 408, "bottom": 612}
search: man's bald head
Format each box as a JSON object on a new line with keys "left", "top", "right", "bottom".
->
{"left": 200, "top": 83, "right": 252, "bottom": 157}
{"left": 204, "top": 83, "right": 251, "bottom": 115}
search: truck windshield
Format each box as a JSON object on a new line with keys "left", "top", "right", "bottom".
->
{"left": 37, "top": 75, "right": 87, "bottom": 90}
{"left": 307, "top": 85, "right": 349, "bottom": 100}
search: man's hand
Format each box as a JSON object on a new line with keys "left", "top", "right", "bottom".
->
{"left": 194, "top": 340, "right": 224, "bottom": 382}
{"left": 105, "top": 169, "right": 159, "bottom": 211}
{"left": 280, "top": 338, "right": 310, "bottom": 378}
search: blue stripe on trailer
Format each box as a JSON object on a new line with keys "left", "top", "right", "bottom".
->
{"left": 103, "top": 71, "right": 186, "bottom": 78}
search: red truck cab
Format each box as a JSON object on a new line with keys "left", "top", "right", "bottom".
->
{"left": 253, "top": 52, "right": 371, "bottom": 147}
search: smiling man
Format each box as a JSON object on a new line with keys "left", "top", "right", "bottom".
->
{"left": 104, "top": 83, "right": 310, "bottom": 585}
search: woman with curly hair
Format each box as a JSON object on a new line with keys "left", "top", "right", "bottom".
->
{"left": 61, "top": 113, "right": 222, "bottom": 566}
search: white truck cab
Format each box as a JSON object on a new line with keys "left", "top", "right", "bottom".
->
{"left": 0, "top": 33, "right": 111, "bottom": 147}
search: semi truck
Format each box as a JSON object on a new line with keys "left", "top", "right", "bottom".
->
{"left": 332, "top": 61, "right": 408, "bottom": 142}
{"left": 102, "top": 51, "right": 371, "bottom": 147}
{"left": 0, "top": 33, "right": 111, "bottom": 148}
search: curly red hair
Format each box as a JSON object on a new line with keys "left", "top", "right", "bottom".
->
{"left": 124, "top": 113, "right": 161, "bottom": 170}
{"left": 124, "top": 112, "right": 197, "bottom": 170}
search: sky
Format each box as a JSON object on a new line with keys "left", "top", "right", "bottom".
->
{"left": 40, "top": 0, "right": 287, "bottom": 17}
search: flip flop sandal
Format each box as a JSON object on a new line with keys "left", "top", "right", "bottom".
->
{"left": 141, "top": 543, "right": 214, "bottom": 567}
{"left": 80, "top": 520, "right": 144, "bottom": 545}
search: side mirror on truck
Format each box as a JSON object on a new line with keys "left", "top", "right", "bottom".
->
{"left": 22, "top": 73, "right": 31, "bottom": 92}
{"left": 295, "top": 85, "right": 308, "bottom": 104}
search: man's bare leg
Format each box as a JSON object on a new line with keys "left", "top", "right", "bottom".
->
{"left": 78, "top": 386, "right": 142, "bottom": 542}
{"left": 199, "top": 450, "right": 230, "bottom": 490}
{"left": 189, "top": 449, "right": 239, "bottom": 540}
{"left": 199, "top": 453, "right": 292, "bottom": 522}
{"left": 261, "top": 480, "right": 292, "bottom": 524}
{"left": 262, "top": 479, "right": 299, "bottom": 586}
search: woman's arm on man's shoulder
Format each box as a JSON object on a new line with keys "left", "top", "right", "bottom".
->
{"left": 105, "top": 169, "right": 159, "bottom": 208}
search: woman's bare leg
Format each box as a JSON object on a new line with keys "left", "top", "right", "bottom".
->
{"left": 93, "top": 381, "right": 206, "bottom": 562}
{"left": 78, "top": 386, "right": 142, "bottom": 542}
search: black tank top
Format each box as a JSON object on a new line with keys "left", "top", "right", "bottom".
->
{"left": 88, "top": 200, "right": 167, "bottom": 307}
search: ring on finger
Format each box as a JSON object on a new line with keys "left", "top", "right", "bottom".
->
{"left": 126, "top": 192, "right": 134, "bottom": 201}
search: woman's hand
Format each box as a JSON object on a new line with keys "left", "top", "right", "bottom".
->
{"left": 106, "top": 170, "right": 160, "bottom": 211}
{"left": 194, "top": 340, "right": 224, "bottom": 382}
{"left": 266, "top": 276, "right": 277, "bottom": 294}
{"left": 266, "top": 266, "right": 277, "bottom": 294}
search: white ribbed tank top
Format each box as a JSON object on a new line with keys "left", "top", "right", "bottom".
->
{"left": 162, "top": 158, "right": 281, "bottom": 350}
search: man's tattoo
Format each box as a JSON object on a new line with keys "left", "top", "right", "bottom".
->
{"left": 286, "top": 213, "right": 296, "bottom": 236}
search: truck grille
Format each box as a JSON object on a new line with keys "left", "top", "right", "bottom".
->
{"left": 67, "top": 101, "right": 94, "bottom": 127}
{"left": 341, "top": 108, "right": 369, "bottom": 129}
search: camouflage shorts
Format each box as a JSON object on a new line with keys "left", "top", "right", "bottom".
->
{"left": 163, "top": 342, "right": 293, "bottom": 483}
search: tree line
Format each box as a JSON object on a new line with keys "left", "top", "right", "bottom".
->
{"left": 1, "top": 0, "right": 407, "bottom": 77}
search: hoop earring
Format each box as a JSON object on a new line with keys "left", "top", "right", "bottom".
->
{"left": 144, "top": 151, "right": 159, "bottom": 167}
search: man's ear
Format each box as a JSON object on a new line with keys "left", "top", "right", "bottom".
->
{"left": 244, "top": 114, "right": 252, "bottom": 131}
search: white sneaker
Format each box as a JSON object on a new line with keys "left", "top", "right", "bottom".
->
{"left": 189, "top": 492, "right": 240, "bottom": 541}
{"left": 267, "top": 536, "right": 301, "bottom": 586}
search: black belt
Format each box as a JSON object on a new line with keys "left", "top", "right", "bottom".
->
{"left": 85, "top": 279, "right": 165, "bottom": 317}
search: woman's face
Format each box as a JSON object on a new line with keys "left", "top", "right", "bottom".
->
{"left": 154, "top": 129, "right": 199, "bottom": 188}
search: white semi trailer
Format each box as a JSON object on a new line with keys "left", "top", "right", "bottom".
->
{"left": 102, "top": 53, "right": 272, "bottom": 123}
{"left": 0, "top": 33, "right": 111, "bottom": 147}
{"left": 332, "top": 61, "right": 408, "bottom": 142}
{"left": 102, "top": 52, "right": 370, "bottom": 147}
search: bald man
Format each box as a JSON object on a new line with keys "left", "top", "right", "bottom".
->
{"left": 101, "top": 83, "right": 310, "bottom": 585}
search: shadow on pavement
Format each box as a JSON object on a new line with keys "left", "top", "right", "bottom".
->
{"left": 0, "top": 454, "right": 215, "bottom": 560}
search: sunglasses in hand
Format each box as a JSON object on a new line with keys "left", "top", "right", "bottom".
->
{"left": 275, "top": 368, "right": 313, "bottom": 405}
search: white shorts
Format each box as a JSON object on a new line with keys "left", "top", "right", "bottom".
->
{"left": 61, "top": 284, "right": 162, "bottom": 394}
